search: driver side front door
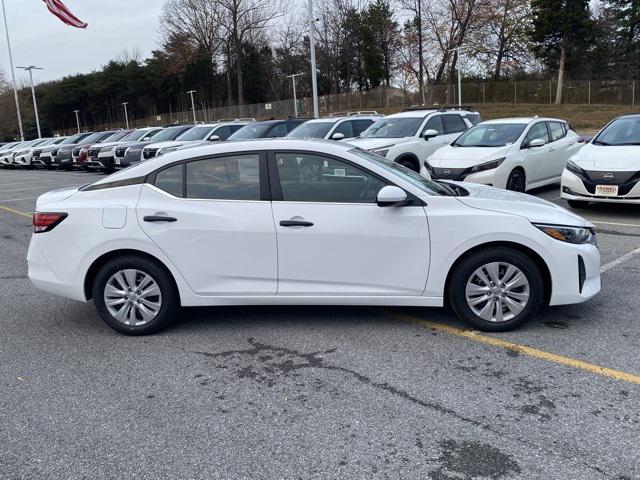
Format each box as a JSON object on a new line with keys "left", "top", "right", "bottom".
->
{"left": 269, "top": 151, "right": 430, "bottom": 296}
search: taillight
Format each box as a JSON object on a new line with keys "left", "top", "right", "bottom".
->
{"left": 33, "top": 212, "right": 68, "bottom": 233}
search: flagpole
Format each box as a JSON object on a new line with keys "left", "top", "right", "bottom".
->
{"left": 1, "top": 0, "right": 24, "bottom": 141}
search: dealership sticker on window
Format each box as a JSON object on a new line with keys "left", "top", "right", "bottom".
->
{"left": 334, "top": 168, "right": 346, "bottom": 176}
{"left": 238, "top": 158, "right": 259, "bottom": 182}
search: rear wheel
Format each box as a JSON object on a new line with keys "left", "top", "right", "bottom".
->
{"left": 506, "top": 169, "right": 526, "bottom": 192}
{"left": 448, "top": 247, "right": 544, "bottom": 332}
{"left": 92, "top": 256, "right": 178, "bottom": 335}
{"left": 567, "top": 199, "right": 589, "bottom": 209}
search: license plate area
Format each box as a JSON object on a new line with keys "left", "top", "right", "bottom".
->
{"left": 595, "top": 185, "right": 619, "bottom": 196}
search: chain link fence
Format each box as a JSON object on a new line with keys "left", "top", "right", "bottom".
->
{"left": 64, "top": 79, "right": 639, "bottom": 134}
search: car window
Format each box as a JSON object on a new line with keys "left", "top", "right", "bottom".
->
{"left": 333, "top": 120, "right": 354, "bottom": 138}
{"left": 155, "top": 164, "right": 184, "bottom": 197}
{"left": 524, "top": 122, "right": 550, "bottom": 145}
{"left": 266, "top": 123, "right": 289, "bottom": 138}
{"left": 212, "top": 126, "right": 233, "bottom": 140}
{"left": 442, "top": 114, "right": 467, "bottom": 134}
{"left": 353, "top": 119, "right": 374, "bottom": 136}
{"left": 186, "top": 154, "right": 260, "bottom": 200}
{"left": 422, "top": 115, "right": 444, "bottom": 135}
{"left": 548, "top": 121, "right": 566, "bottom": 142}
{"left": 275, "top": 152, "right": 387, "bottom": 204}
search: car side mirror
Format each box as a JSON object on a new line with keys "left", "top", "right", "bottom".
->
{"left": 331, "top": 132, "right": 345, "bottom": 140}
{"left": 209, "top": 135, "right": 220, "bottom": 142}
{"left": 527, "top": 138, "right": 546, "bottom": 148}
{"left": 377, "top": 185, "right": 409, "bottom": 207}
{"left": 423, "top": 129, "right": 439, "bottom": 141}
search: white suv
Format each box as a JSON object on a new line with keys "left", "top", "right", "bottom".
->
{"left": 285, "top": 113, "right": 382, "bottom": 141}
{"left": 347, "top": 107, "right": 481, "bottom": 172}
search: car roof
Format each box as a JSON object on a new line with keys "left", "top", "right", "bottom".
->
{"left": 482, "top": 117, "right": 567, "bottom": 125}
{"left": 90, "top": 139, "right": 356, "bottom": 186}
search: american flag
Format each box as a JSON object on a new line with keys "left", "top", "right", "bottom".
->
{"left": 42, "top": 0, "right": 87, "bottom": 29}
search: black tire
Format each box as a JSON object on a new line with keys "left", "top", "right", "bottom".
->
{"left": 92, "top": 255, "right": 178, "bottom": 335}
{"left": 506, "top": 169, "right": 526, "bottom": 192}
{"left": 448, "top": 247, "right": 544, "bottom": 332}
{"left": 397, "top": 157, "right": 419, "bottom": 172}
{"left": 567, "top": 199, "right": 589, "bottom": 209}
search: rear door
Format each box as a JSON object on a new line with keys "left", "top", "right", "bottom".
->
{"left": 269, "top": 150, "right": 430, "bottom": 295}
{"left": 137, "top": 152, "right": 277, "bottom": 296}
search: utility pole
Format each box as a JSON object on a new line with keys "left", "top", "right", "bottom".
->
{"left": 18, "top": 66, "right": 43, "bottom": 138}
{"left": 74, "top": 110, "right": 80, "bottom": 134}
{"left": 448, "top": 45, "right": 467, "bottom": 106}
{"left": 417, "top": 0, "right": 424, "bottom": 105}
{"left": 287, "top": 73, "right": 304, "bottom": 117}
{"left": 308, "top": 0, "right": 319, "bottom": 118}
{"left": 2, "top": 0, "right": 24, "bottom": 140}
{"left": 187, "top": 90, "right": 197, "bottom": 124}
{"left": 121, "top": 102, "right": 130, "bottom": 129}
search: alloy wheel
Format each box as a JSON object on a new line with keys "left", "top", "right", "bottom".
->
{"left": 465, "top": 262, "right": 530, "bottom": 323}
{"left": 103, "top": 269, "right": 162, "bottom": 326}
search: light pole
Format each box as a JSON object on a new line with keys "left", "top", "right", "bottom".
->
{"left": 187, "top": 90, "right": 197, "bottom": 124}
{"left": 448, "top": 45, "right": 468, "bottom": 106}
{"left": 308, "top": 0, "right": 319, "bottom": 118}
{"left": 18, "top": 65, "right": 43, "bottom": 138}
{"left": 73, "top": 110, "right": 80, "bottom": 134}
{"left": 121, "top": 102, "right": 130, "bottom": 129}
{"left": 2, "top": 0, "right": 24, "bottom": 140}
{"left": 287, "top": 73, "right": 304, "bottom": 117}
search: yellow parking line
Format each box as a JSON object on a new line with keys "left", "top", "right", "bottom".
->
{"left": 392, "top": 312, "right": 640, "bottom": 385}
{"left": 0, "top": 204, "right": 31, "bottom": 218}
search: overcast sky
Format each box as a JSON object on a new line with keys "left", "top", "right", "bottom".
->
{"left": 0, "top": 0, "right": 163, "bottom": 84}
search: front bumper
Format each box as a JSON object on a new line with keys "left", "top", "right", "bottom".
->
{"left": 86, "top": 155, "right": 114, "bottom": 170}
{"left": 561, "top": 169, "right": 640, "bottom": 205}
{"left": 548, "top": 241, "right": 601, "bottom": 306}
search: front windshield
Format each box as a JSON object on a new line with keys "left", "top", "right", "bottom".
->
{"left": 103, "top": 131, "right": 131, "bottom": 142}
{"left": 81, "top": 132, "right": 111, "bottom": 144}
{"left": 122, "top": 129, "right": 154, "bottom": 142}
{"left": 228, "top": 123, "right": 271, "bottom": 140}
{"left": 61, "top": 133, "right": 89, "bottom": 144}
{"left": 150, "top": 126, "right": 189, "bottom": 142}
{"left": 593, "top": 116, "right": 640, "bottom": 145}
{"left": 286, "top": 122, "right": 334, "bottom": 139}
{"left": 350, "top": 148, "right": 461, "bottom": 196}
{"left": 453, "top": 123, "right": 526, "bottom": 147}
{"left": 176, "top": 125, "right": 215, "bottom": 141}
{"left": 360, "top": 117, "right": 424, "bottom": 138}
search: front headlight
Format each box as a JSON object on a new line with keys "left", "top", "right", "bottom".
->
{"left": 566, "top": 159, "right": 585, "bottom": 176}
{"left": 373, "top": 148, "right": 389, "bottom": 157}
{"left": 534, "top": 223, "right": 597, "bottom": 245}
{"left": 469, "top": 157, "right": 505, "bottom": 173}
{"left": 100, "top": 146, "right": 114, "bottom": 153}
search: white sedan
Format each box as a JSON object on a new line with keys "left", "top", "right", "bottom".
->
{"left": 425, "top": 117, "right": 582, "bottom": 192}
{"left": 28, "top": 139, "right": 600, "bottom": 335}
{"left": 562, "top": 114, "right": 640, "bottom": 207}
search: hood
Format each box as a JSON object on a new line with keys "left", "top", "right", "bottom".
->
{"left": 572, "top": 143, "right": 640, "bottom": 170}
{"left": 428, "top": 145, "right": 512, "bottom": 167}
{"left": 345, "top": 137, "right": 412, "bottom": 151}
{"left": 36, "top": 186, "right": 81, "bottom": 207}
{"left": 454, "top": 182, "right": 590, "bottom": 227}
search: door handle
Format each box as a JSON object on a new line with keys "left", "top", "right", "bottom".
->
{"left": 280, "top": 220, "right": 314, "bottom": 227}
{"left": 143, "top": 215, "right": 177, "bottom": 222}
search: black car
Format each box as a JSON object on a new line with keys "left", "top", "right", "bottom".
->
{"left": 49, "top": 132, "right": 95, "bottom": 169}
{"left": 227, "top": 118, "right": 309, "bottom": 140}
{"left": 118, "top": 125, "right": 193, "bottom": 168}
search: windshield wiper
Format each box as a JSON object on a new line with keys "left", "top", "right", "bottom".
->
{"left": 592, "top": 140, "right": 610, "bottom": 145}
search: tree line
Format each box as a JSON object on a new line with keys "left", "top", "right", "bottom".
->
{"left": 1, "top": 0, "right": 639, "bottom": 139}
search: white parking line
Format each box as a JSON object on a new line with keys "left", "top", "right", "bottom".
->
{"left": 593, "top": 221, "right": 640, "bottom": 228}
{"left": 0, "top": 184, "right": 81, "bottom": 193}
{"left": 0, "top": 196, "right": 38, "bottom": 203}
{"left": 601, "top": 247, "right": 640, "bottom": 273}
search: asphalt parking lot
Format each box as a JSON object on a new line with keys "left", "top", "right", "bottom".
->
{"left": 1, "top": 169, "right": 639, "bottom": 480}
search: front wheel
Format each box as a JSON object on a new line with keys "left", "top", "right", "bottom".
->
{"left": 448, "top": 248, "right": 544, "bottom": 332}
{"left": 567, "top": 199, "right": 589, "bottom": 209}
{"left": 92, "top": 256, "right": 178, "bottom": 335}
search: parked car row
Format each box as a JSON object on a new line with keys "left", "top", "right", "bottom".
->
{"left": 4, "top": 108, "right": 640, "bottom": 207}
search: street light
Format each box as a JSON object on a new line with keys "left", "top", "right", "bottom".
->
{"left": 308, "top": 0, "right": 319, "bottom": 118}
{"left": 121, "top": 102, "right": 130, "bottom": 129}
{"left": 187, "top": 90, "right": 197, "bottom": 124}
{"left": 2, "top": 0, "right": 24, "bottom": 140}
{"left": 448, "top": 45, "right": 469, "bottom": 106}
{"left": 17, "top": 65, "right": 43, "bottom": 138}
{"left": 73, "top": 110, "right": 80, "bottom": 134}
{"left": 287, "top": 73, "right": 304, "bottom": 117}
